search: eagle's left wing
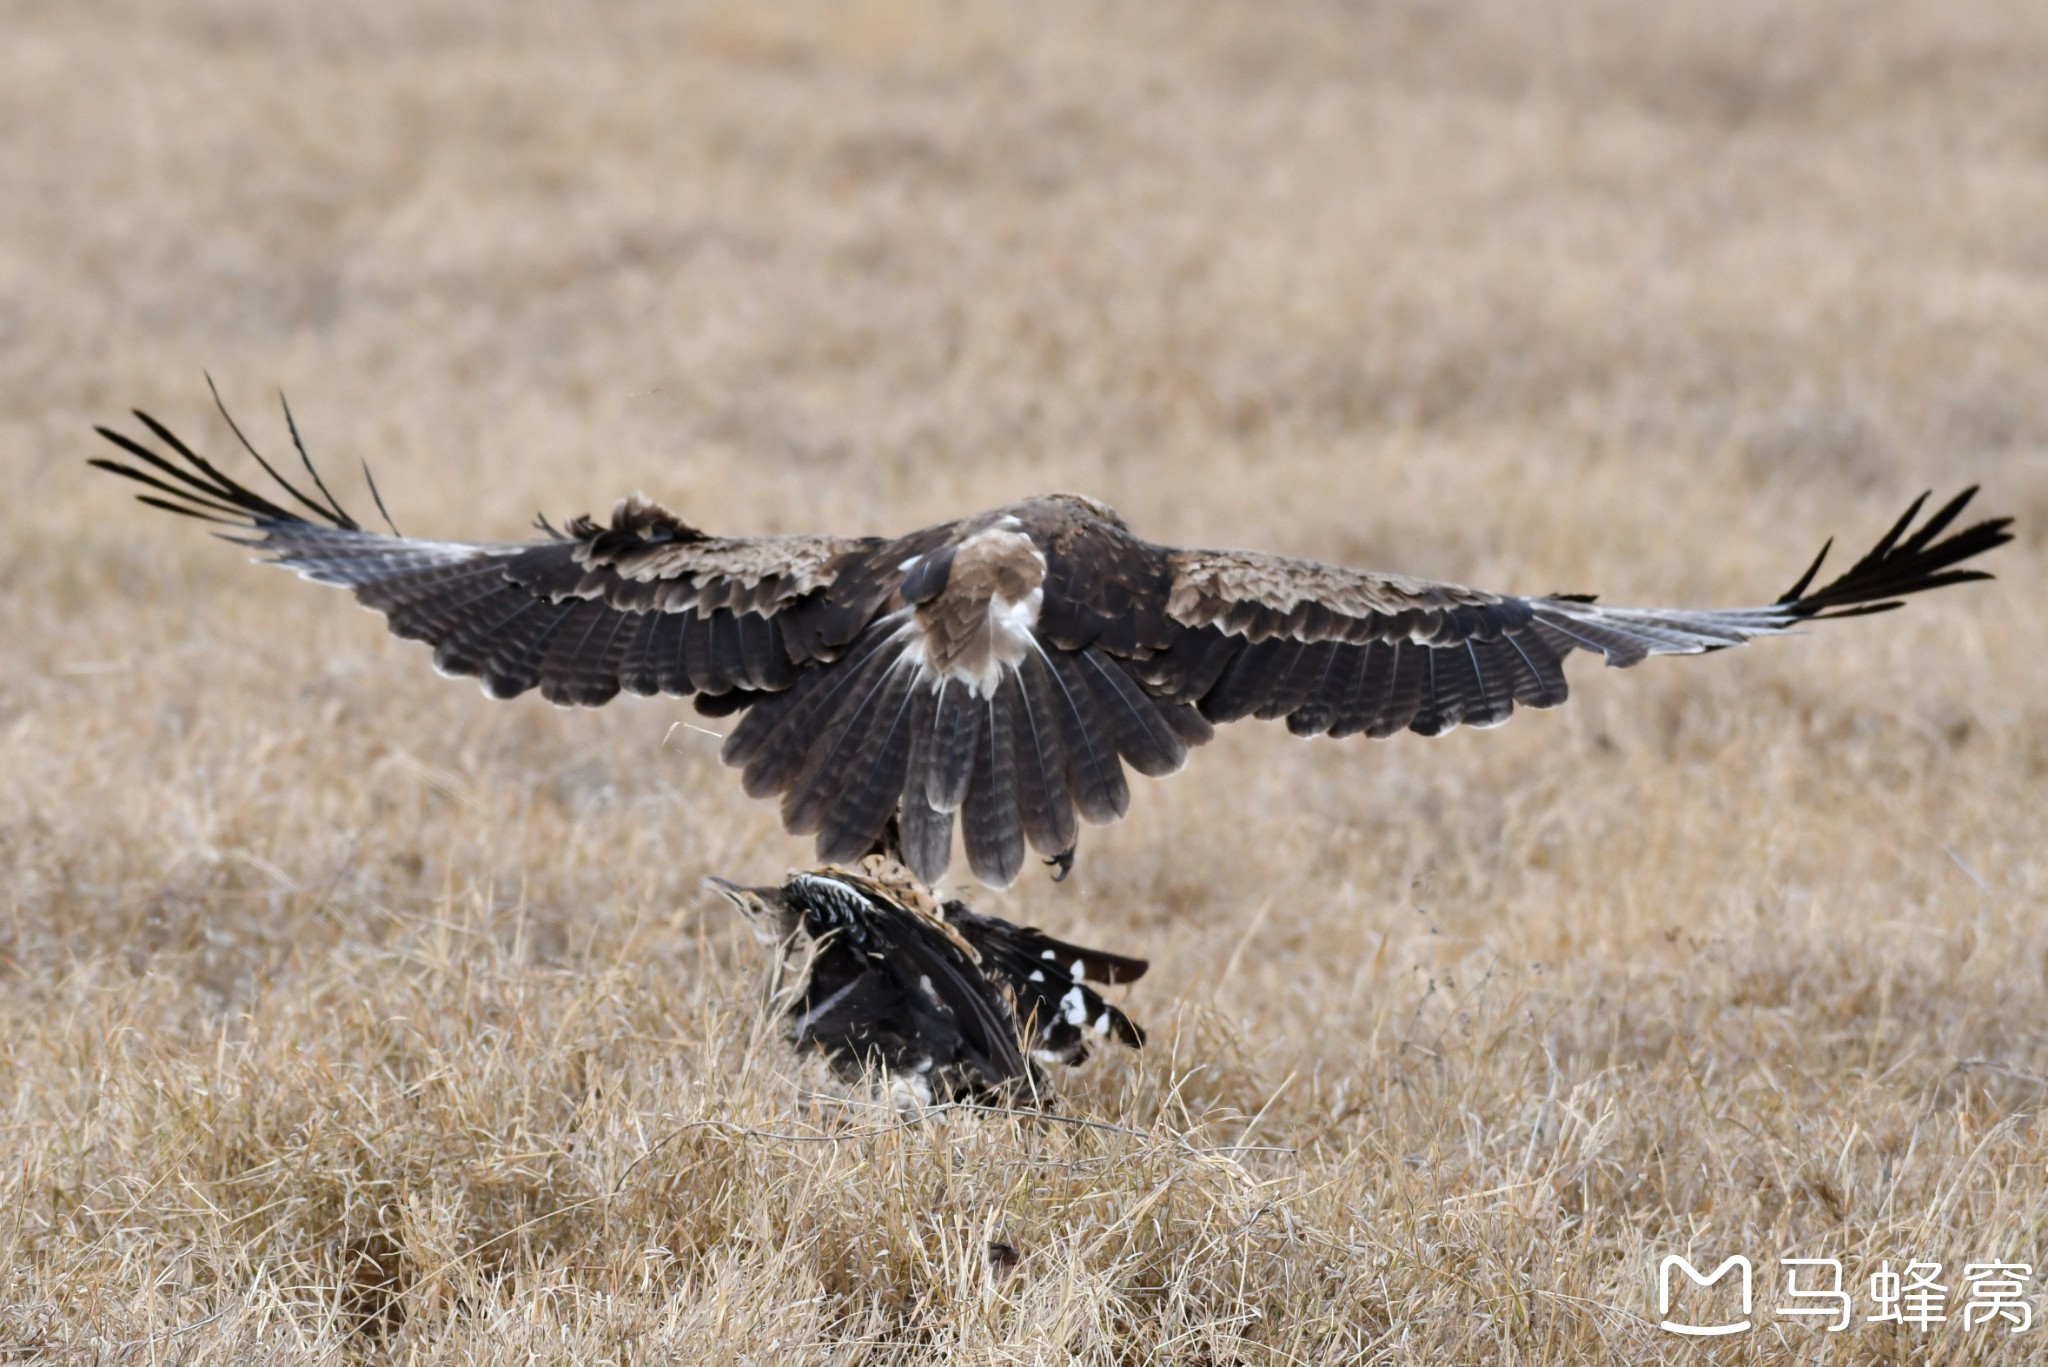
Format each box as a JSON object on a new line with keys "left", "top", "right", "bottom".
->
{"left": 90, "top": 405, "right": 923, "bottom": 709}
{"left": 1127, "top": 489, "right": 2011, "bottom": 740}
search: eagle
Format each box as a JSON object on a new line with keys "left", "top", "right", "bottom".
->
{"left": 92, "top": 394, "right": 2013, "bottom": 888}
{"left": 710, "top": 858, "right": 1146, "bottom": 1104}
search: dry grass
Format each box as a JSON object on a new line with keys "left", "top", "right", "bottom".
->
{"left": 4, "top": 0, "right": 2048, "bottom": 1360}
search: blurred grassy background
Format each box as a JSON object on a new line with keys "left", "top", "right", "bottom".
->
{"left": 3, "top": 0, "right": 2046, "bottom": 1360}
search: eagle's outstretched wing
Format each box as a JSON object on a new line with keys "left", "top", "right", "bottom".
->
{"left": 1132, "top": 487, "right": 2014, "bottom": 740}
{"left": 92, "top": 404, "right": 940, "bottom": 709}
{"left": 95, "top": 397, "right": 2011, "bottom": 893}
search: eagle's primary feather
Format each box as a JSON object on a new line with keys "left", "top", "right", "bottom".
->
{"left": 93, "top": 395, "right": 2014, "bottom": 888}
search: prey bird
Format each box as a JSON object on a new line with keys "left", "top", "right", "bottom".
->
{"left": 710, "top": 858, "right": 1146, "bottom": 1104}
{"left": 93, "top": 393, "right": 2013, "bottom": 888}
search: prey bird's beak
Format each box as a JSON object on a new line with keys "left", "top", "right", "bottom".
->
{"left": 705, "top": 875, "right": 801, "bottom": 945}
{"left": 700, "top": 881, "right": 757, "bottom": 914}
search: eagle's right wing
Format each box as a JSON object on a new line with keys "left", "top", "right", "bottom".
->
{"left": 1135, "top": 489, "right": 2014, "bottom": 739}
{"left": 91, "top": 404, "right": 922, "bottom": 709}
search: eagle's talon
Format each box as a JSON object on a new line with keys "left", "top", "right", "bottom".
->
{"left": 1045, "top": 849, "right": 1075, "bottom": 882}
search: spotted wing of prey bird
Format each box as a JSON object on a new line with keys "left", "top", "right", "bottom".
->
{"left": 710, "top": 858, "right": 1146, "bottom": 1104}
{"left": 93, "top": 397, "right": 2013, "bottom": 888}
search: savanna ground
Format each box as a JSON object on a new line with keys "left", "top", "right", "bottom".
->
{"left": 3, "top": 1, "right": 2047, "bottom": 1361}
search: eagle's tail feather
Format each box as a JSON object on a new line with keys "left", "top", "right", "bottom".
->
{"left": 961, "top": 691, "right": 1025, "bottom": 887}
{"left": 813, "top": 665, "right": 921, "bottom": 867}
{"left": 896, "top": 684, "right": 953, "bottom": 883}
{"left": 1041, "top": 649, "right": 1131, "bottom": 826}
{"left": 1011, "top": 653, "right": 1078, "bottom": 860}
{"left": 724, "top": 625, "right": 899, "bottom": 793}
{"left": 897, "top": 795, "right": 953, "bottom": 885}
{"left": 924, "top": 680, "right": 983, "bottom": 814}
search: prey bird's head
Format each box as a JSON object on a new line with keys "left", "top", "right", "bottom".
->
{"left": 705, "top": 876, "right": 802, "bottom": 946}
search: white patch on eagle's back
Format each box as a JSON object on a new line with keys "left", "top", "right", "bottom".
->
{"left": 959, "top": 586, "right": 1043, "bottom": 697}
{"left": 1028, "top": 970, "right": 1045, "bottom": 983}
{"left": 1093, "top": 1012, "right": 1112, "bottom": 1036}
{"left": 903, "top": 526, "right": 1048, "bottom": 698}
{"left": 1059, "top": 985, "right": 1089, "bottom": 1026}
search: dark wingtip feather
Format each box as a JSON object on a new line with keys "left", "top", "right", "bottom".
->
{"left": 361, "top": 459, "right": 402, "bottom": 536}
{"left": 1781, "top": 488, "right": 2012, "bottom": 621}
{"left": 133, "top": 494, "right": 242, "bottom": 525}
{"left": 277, "top": 389, "right": 359, "bottom": 529}
{"left": 86, "top": 455, "right": 244, "bottom": 521}
{"left": 1776, "top": 537, "right": 1832, "bottom": 605}
{"left": 202, "top": 373, "right": 353, "bottom": 527}
{"left": 93, "top": 399, "right": 369, "bottom": 536}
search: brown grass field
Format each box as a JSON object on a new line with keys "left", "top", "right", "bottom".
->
{"left": 5, "top": 1, "right": 2048, "bottom": 1361}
